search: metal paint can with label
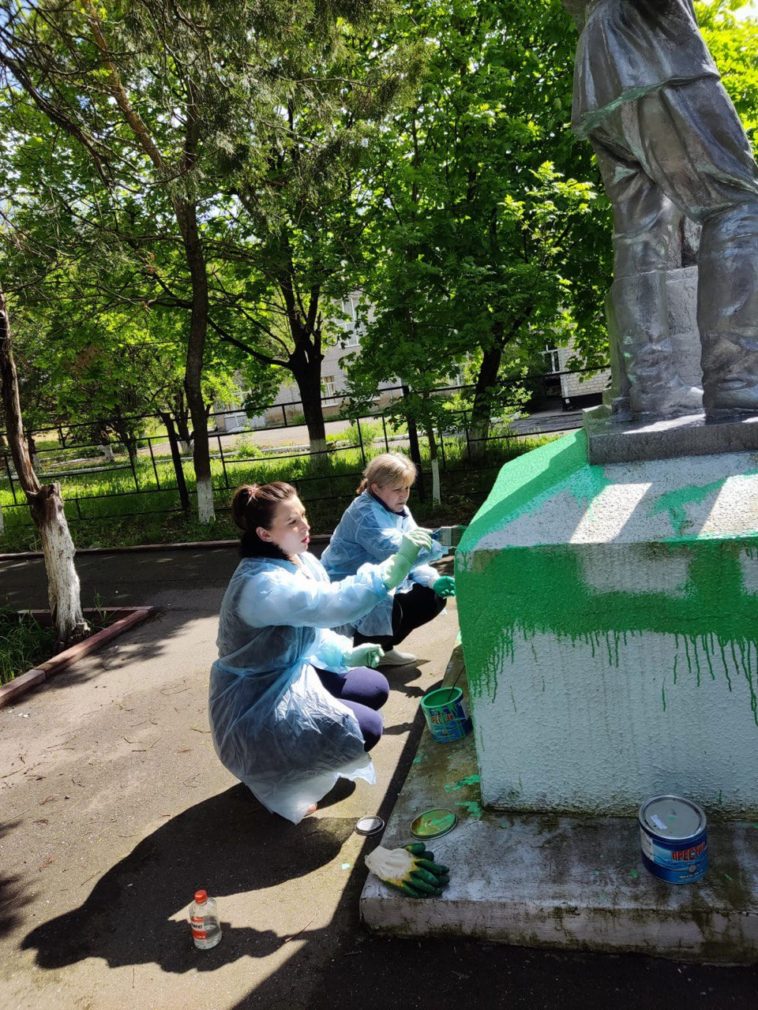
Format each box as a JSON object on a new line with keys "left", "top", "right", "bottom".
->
{"left": 639, "top": 795, "right": 708, "bottom": 884}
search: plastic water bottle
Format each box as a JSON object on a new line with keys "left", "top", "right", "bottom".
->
{"left": 189, "top": 889, "right": 222, "bottom": 950}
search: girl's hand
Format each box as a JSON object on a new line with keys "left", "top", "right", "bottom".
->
{"left": 343, "top": 643, "right": 384, "bottom": 668}
{"left": 432, "top": 576, "right": 456, "bottom": 598}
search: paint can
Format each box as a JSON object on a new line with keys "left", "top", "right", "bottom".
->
{"left": 639, "top": 795, "right": 708, "bottom": 884}
{"left": 420, "top": 686, "right": 472, "bottom": 744}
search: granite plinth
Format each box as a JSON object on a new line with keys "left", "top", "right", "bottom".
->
{"left": 583, "top": 405, "right": 758, "bottom": 464}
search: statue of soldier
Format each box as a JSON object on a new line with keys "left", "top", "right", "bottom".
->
{"left": 564, "top": 0, "right": 758, "bottom": 420}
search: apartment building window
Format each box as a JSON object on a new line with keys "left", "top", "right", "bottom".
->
{"left": 322, "top": 375, "right": 336, "bottom": 398}
{"left": 543, "top": 345, "right": 561, "bottom": 374}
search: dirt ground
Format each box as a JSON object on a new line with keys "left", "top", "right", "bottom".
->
{"left": 0, "top": 547, "right": 756, "bottom": 1009}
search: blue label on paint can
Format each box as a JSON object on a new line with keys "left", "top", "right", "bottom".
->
{"left": 639, "top": 795, "right": 708, "bottom": 884}
{"left": 640, "top": 829, "right": 708, "bottom": 883}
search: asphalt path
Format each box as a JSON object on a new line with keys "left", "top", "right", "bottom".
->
{"left": 0, "top": 547, "right": 755, "bottom": 1009}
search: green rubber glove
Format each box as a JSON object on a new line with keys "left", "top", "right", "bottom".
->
{"left": 343, "top": 643, "right": 384, "bottom": 668}
{"left": 381, "top": 529, "right": 433, "bottom": 590}
{"left": 365, "top": 842, "right": 450, "bottom": 898}
{"left": 432, "top": 576, "right": 456, "bottom": 598}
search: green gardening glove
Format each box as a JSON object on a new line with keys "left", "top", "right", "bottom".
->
{"left": 432, "top": 576, "right": 456, "bottom": 598}
{"left": 343, "top": 643, "right": 385, "bottom": 668}
{"left": 381, "top": 529, "right": 433, "bottom": 590}
{"left": 365, "top": 842, "right": 450, "bottom": 898}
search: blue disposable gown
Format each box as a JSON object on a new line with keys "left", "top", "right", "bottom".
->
{"left": 320, "top": 491, "right": 444, "bottom": 637}
{"left": 209, "top": 551, "right": 390, "bottom": 824}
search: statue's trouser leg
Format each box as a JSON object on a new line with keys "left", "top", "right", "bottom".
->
{"left": 591, "top": 134, "right": 701, "bottom": 416}
{"left": 635, "top": 80, "right": 758, "bottom": 415}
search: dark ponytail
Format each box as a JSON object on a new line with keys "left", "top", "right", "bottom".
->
{"left": 231, "top": 482, "right": 297, "bottom": 559}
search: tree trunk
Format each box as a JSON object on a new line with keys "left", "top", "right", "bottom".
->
{"left": 0, "top": 289, "right": 89, "bottom": 647}
{"left": 401, "top": 385, "right": 426, "bottom": 501}
{"left": 289, "top": 334, "right": 327, "bottom": 455}
{"left": 425, "top": 424, "right": 441, "bottom": 505}
{"left": 469, "top": 342, "right": 504, "bottom": 457}
{"left": 160, "top": 411, "right": 191, "bottom": 513}
{"left": 175, "top": 199, "right": 214, "bottom": 523}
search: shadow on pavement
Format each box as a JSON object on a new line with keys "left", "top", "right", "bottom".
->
{"left": 21, "top": 785, "right": 354, "bottom": 975}
{"left": 0, "top": 820, "right": 33, "bottom": 941}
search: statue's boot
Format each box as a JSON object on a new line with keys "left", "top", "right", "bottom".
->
{"left": 612, "top": 271, "right": 703, "bottom": 419}
{"left": 699, "top": 204, "right": 758, "bottom": 419}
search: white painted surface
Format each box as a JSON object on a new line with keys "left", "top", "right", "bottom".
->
{"left": 463, "top": 452, "right": 758, "bottom": 817}
{"left": 472, "top": 450, "right": 758, "bottom": 551}
{"left": 474, "top": 624, "right": 758, "bottom": 816}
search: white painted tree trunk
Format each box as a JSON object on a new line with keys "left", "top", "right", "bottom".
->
{"left": 196, "top": 475, "right": 215, "bottom": 523}
{"left": 1, "top": 291, "right": 88, "bottom": 648}
{"left": 431, "top": 458, "right": 441, "bottom": 505}
{"left": 35, "top": 483, "right": 89, "bottom": 646}
{"left": 100, "top": 443, "right": 115, "bottom": 462}
{"left": 309, "top": 437, "right": 327, "bottom": 455}
{"left": 179, "top": 440, "right": 192, "bottom": 456}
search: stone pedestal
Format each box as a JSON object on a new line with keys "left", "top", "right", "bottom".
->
{"left": 456, "top": 430, "right": 758, "bottom": 817}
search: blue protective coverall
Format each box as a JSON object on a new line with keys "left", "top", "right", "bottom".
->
{"left": 209, "top": 551, "right": 390, "bottom": 824}
{"left": 320, "top": 491, "right": 444, "bottom": 638}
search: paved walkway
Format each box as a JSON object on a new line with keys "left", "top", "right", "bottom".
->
{"left": 0, "top": 548, "right": 755, "bottom": 1009}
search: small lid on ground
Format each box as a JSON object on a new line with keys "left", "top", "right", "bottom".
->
{"left": 355, "top": 815, "right": 385, "bottom": 836}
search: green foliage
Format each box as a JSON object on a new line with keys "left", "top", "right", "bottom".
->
{"left": 697, "top": 1, "right": 758, "bottom": 147}
{"left": 343, "top": 0, "right": 611, "bottom": 436}
{"left": 0, "top": 608, "right": 57, "bottom": 686}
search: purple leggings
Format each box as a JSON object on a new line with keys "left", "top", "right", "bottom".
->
{"left": 316, "top": 666, "right": 389, "bottom": 752}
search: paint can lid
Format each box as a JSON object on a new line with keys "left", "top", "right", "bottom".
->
{"left": 355, "top": 815, "right": 385, "bottom": 836}
{"left": 410, "top": 807, "right": 458, "bottom": 839}
{"left": 639, "top": 795, "right": 706, "bottom": 840}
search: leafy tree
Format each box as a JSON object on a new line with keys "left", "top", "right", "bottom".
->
{"left": 0, "top": 287, "right": 88, "bottom": 645}
{"left": 345, "top": 0, "right": 610, "bottom": 448}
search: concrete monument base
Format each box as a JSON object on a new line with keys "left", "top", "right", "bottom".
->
{"left": 456, "top": 430, "right": 758, "bottom": 817}
{"left": 360, "top": 648, "right": 758, "bottom": 963}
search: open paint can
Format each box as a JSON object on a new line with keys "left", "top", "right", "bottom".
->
{"left": 420, "top": 686, "right": 472, "bottom": 744}
{"left": 639, "top": 795, "right": 708, "bottom": 884}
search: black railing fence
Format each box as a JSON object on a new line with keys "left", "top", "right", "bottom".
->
{"left": 0, "top": 367, "right": 608, "bottom": 526}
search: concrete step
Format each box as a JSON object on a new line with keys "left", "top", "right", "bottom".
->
{"left": 360, "top": 647, "right": 758, "bottom": 964}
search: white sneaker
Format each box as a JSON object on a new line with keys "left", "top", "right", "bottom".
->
{"left": 378, "top": 648, "right": 418, "bottom": 667}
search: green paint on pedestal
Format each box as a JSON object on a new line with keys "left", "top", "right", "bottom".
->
{"left": 456, "top": 431, "right": 758, "bottom": 725}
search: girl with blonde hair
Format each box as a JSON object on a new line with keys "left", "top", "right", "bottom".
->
{"left": 321, "top": 453, "right": 455, "bottom": 666}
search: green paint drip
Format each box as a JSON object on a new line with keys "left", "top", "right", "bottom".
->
{"left": 443, "top": 774, "right": 481, "bottom": 793}
{"left": 459, "top": 535, "right": 758, "bottom": 725}
{"left": 456, "top": 801, "right": 484, "bottom": 819}
{"left": 457, "top": 434, "right": 758, "bottom": 725}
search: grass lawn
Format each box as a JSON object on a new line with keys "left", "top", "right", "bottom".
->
{"left": 0, "top": 434, "right": 556, "bottom": 552}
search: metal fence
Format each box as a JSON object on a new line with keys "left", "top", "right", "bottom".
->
{"left": 0, "top": 368, "right": 606, "bottom": 527}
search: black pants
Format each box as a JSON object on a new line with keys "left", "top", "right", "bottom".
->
{"left": 353, "top": 583, "right": 445, "bottom": 650}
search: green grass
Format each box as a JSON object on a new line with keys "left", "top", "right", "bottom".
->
{"left": 0, "top": 433, "right": 557, "bottom": 552}
{"left": 0, "top": 608, "right": 57, "bottom": 686}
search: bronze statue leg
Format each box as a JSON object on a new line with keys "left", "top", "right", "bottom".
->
{"left": 617, "top": 78, "right": 758, "bottom": 417}
{"left": 591, "top": 132, "right": 702, "bottom": 417}
{"left": 637, "top": 79, "right": 758, "bottom": 416}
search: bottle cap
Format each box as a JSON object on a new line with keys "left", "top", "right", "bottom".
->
{"left": 194, "top": 889, "right": 208, "bottom": 903}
